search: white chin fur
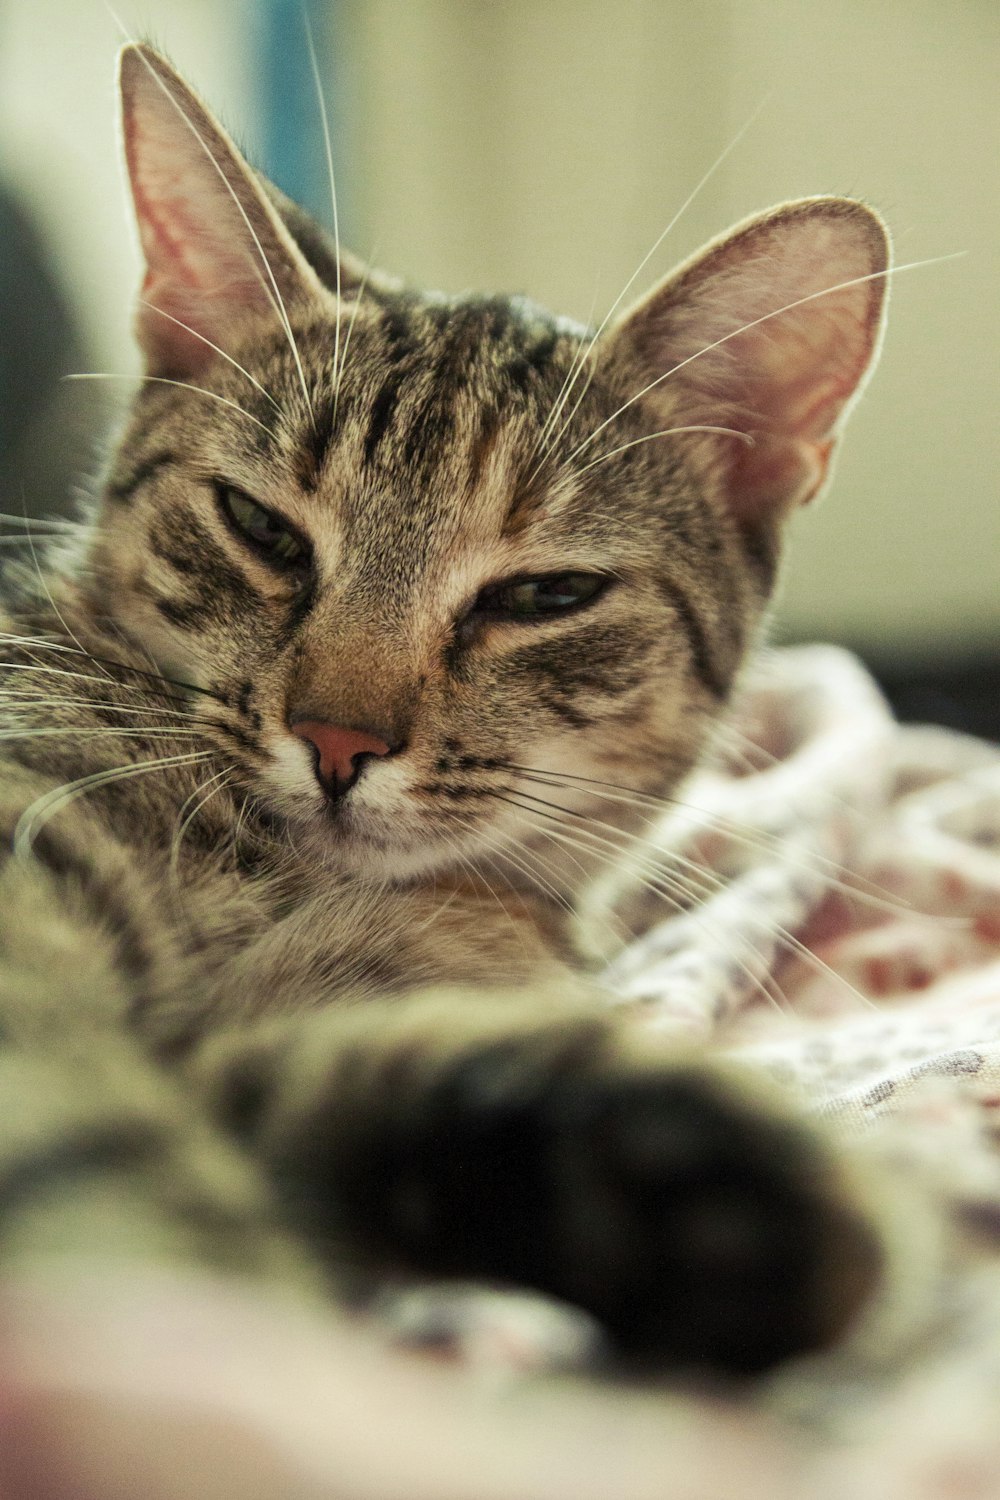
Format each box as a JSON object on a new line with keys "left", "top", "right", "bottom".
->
{"left": 261, "top": 743, "right": 483, "bottom": 883}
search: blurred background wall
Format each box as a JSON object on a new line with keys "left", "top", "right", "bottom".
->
{"left": 0, "top": 0, "right": 996, "bottom": 726}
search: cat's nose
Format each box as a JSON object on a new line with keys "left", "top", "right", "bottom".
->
{"left": 290, "top": 719, "right": 394, "bottom": 799}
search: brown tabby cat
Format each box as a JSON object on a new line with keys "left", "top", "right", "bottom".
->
{"left": 0, "top": 44, "right": 892, "bottom": 1376}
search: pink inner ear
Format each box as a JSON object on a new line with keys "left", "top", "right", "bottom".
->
{"left": 124, "top": 98, "right": 274, "bottom": 375}
{"left": 609, "top": 202, "right": 889, "bottom": 518}
{"left": 119, "top": 45, "right": 323, "bottom": 379}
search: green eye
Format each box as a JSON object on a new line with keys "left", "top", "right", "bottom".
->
{"left": 216, "top": 484, "right": 309, "bottom": 568}
{"left": 473, "top": 572, "right": 607, "bottom": 619}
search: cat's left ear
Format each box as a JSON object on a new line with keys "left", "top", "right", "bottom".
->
{"left": 600, "top": 198, "right": 890, "bottom": 520}
{"left": 119, "top": 44, "right": 328, "bottom": 378}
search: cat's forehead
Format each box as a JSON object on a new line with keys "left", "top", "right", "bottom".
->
{"left": 246, "top": 291, "right": 595, "bottom": 534}
{"left": 308, "top": 289, "right": 586, "bottom": 401}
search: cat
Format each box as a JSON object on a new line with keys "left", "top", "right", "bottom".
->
{"left": 0, "top": 41, "right": 892, "bottom": 1377}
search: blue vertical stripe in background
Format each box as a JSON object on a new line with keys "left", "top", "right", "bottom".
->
{"left": 251, "top": 0, "right": 351, "bottom": 239}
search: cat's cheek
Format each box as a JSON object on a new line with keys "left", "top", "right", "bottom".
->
{"left": 115, "top": 597, "right": 213, "bottom": 694}
{"left": 261, "top": 737, "right": 323, "bottom": 805}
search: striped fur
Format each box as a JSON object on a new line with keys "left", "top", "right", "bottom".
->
{"left": 0, "top": 45, "right": 892, "bottom": 1372}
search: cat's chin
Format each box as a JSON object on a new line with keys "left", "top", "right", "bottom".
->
{"left": 286, "top": 804, "right": 477, "bottom": 887}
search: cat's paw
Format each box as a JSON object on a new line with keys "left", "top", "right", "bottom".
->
{"left": 238, "top": 1006, "right": 883, "bottom": 1377}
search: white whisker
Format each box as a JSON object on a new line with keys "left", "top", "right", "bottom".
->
{"left": 64, "top": 373, "right": 276, "bottom": 436}
{"left": 169, "top": 766, "right": 234, "bottom": 885}
{"left": 502, "top": 779, "right": 887, "bottom": 1015}
{"left": 566, "top": 253, "right": 965, "bottom": 467}
{"left": 0, "top": 515, "right": 81, "bottom": 533}
{"left": 0, "top": 727, "right": 201, "bottom": 743}
{"left": 507, "top": 763, "right": 948, "bottom": 921}
{"left": 305, "top": 16, "right": 343, "bottom": 426}
{"left": 335, "top": 248, "right": 379, "bottom": 403}
{"left": 577, "top": 425, "right": 754, "bottom": 475}
{"left": 139, "top": 301, "right": 282, "bottom": 412}
{"left": 472, "top": 817, "right": 577, "bottom": 918}
{"left": 0, "top": 695, "right": 192, "bottom": 722}
{"left": 529, "top": 280, "right": 600, "bottom": 463}
{"left": 536, "top": 98, "right": 770, "bottom": 472}
{"left": 128, "top": 44, "right": 316, "bottom": 426}
{"left": 15, "top": 490, "right": 116, "bottom": 687}
{"left": 506, "top": 799, "right": 795, "bottom": 1017}
{"left": 13, "top": 749, "right": 214, "bottom": 856}
{"left": 0, "top": 537, "right": 65, "bottom": 550}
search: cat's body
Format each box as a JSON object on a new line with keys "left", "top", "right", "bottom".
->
{"left": 0, "top": 44, "right": 892, "bottom": 1374}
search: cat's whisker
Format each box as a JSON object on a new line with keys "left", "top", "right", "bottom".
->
{"left": 502, "top": 795, "right": 797, "bottom": 1018}
{"left": 65, "top": 373, "right": 276, "bottom": 437}
{"left": 503, "top": 761, "right": 936, "bottom": 920}
{"left": 443, "top": 800, "right": 581, "bottom": 931}
{"left": 708, "top": 727, "right": 777, "bottom": 778}
{"left": 470, "top": 817, "right": 578, "bottom": 918}
{"left": 525, "top": 360, "right": 597, "bottom": 491}
{"left": 0, "top": 515, "right": 81, "bottom": 534}
{"left": 96, "top": 612, "right": 169, "bottom": 682}
{"left": 0, "top": 661, "right": 198, "bottom": 715}
{"left": 128, "top": 45, "right": 316, "bottom": 428}
{"left": 500, "top": 782, "right": 879, "bottom": 1015}
{"left": 576, "top": 424, "right": 754, "bottom": 476}
{"left": 0, "top": 536, "right": 70, "bottom": 549}
{"left": 15, "top": 490, "right": 120, "bottom": 690}
{"left": 0, "top": 631, "right": 96, "bottom": 655}
{"left": 169, "top": 766, "right": 235, "bottom": 886}
{"left": 535, "top": 357, "right": 600, "bottom": 477}
{"left": 13, "top": 748, "right": 215, "bottom": 856}
{"left": 0, "top": 726, "right": 202, "bottom": 743}
{"left": 0, "top": 660, "right": 210, "bottom": 715}
{"left": 139, "top": 301, "right": 283, "bottom": 412}
{"left": 652, "top": 837, "right": 879, "bottom": 1013}
{"left": 527, "top": 814, "right": 791, "bottom": 1010}
{"left": 409, "top": 881, "right": 463, "bottom": 938}
{"left": 529, "top": 280, "right": 600, "bottom": 464}
{"left": 448, "top": 823, "right": 516, "bottom": 914}
{"left": 536, "top": 99, "right": 770, "bottom": 477}
{"left": 0, "top": 695, "right": 194, "bottom": 723}
{"left": 305, "top": 15, "right": 344, "bottom": 428}
{"left": 335, "top": 248, "right": 379, "bottom": 403}
{"left": 0, "top": 630, "right": 228, "bottom": 705}
{"left": 231, "top": 791, "right": 255, "bottom": 853}
{"left": 711, "top": 716, "right": 784, "bottom": 767}
{"left": 565, "top": 252, "right": 965, "bottom": 468}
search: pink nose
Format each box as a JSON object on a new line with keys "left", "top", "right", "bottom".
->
{"left": 290, "top": 720, "right": 392, "bottom": 791}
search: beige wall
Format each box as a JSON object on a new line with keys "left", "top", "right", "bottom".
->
{"left": 2, "top": 0, "right": 996, "bottom": 656}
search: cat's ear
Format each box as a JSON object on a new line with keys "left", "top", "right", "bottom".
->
{"left": 602, "top": 199, "right": 890, "bottom": 520}
{"left": 119, "top": 43, "right": 329, "bottom": 378}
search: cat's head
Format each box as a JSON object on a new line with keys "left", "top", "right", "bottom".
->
{"left": 83, "top": 44, "right": 888, "bottom": 886}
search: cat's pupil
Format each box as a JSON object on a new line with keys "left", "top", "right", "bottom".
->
{"left": 475, "top": 572, "right": 606, "bottom": 619}
{"left": 217, "top": 484, "right": 307, "bottom": 567}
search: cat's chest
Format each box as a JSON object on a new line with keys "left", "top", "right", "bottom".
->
{"left": 188, "top": 858, "right": 582, "bottom": 1027}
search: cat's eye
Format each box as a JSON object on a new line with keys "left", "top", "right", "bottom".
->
{"left": 471, "top": 572, "right": 607, "bottom": 619}
{"left": 215, "top": 483, "right": 310, "bottom": 569}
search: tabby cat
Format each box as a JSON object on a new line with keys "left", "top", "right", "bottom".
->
{"left": 0, "top": 44, "right": 892, "bottom": 1376}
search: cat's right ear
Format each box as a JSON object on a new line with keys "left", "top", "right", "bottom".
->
{"left": 599, "top": 199, "right": 890, "bottom": 523}
{"left": 119, "top": 44, "right": 328, "bottom": 378}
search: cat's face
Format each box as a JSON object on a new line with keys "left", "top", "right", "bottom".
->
{"left": 83, "top": 45, "right": 889, "bottom": 887}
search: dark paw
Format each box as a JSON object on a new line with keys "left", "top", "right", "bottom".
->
{"left": 264, "top": 1020, "right": 882, "bottom": 1376}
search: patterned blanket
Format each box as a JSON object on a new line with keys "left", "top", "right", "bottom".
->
{"left": 611, "top": 645, "right": 1000, "bottom": 1493}
{"left": 3, "top": 645, "right": 1000, "bottom": 1498}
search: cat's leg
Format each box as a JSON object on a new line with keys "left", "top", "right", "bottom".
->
{"left": 0, "top": 779, "right": 318, "bottom": 1293}
{"left": 0, "top": 1021, "right": 317, "bottom": 1292}
{"left": 191, "top": 991, "right": 884, "bottom": 1375}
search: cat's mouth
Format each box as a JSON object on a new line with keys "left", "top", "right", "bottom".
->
{"left": 272, "top": 780, "right": 477, "bottom": 883}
